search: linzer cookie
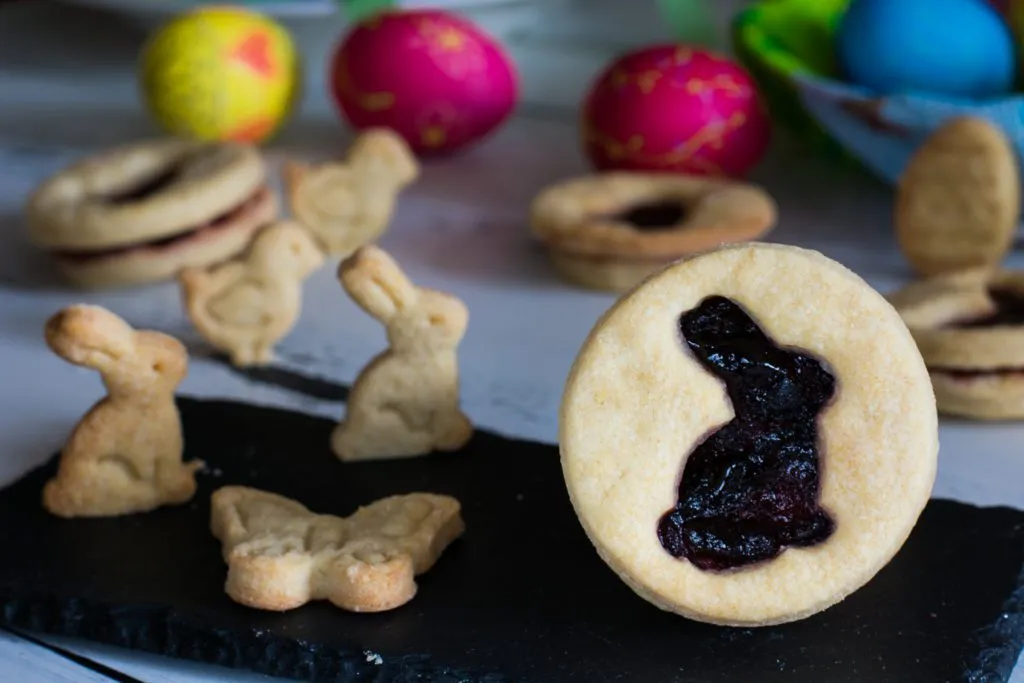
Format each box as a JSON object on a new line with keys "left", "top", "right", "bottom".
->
{"left": 25, "top": 139, "right": 277, "bottom": 289}
{"left": 895, "top": 117, "right": 1020, "bottom": 276}
{"left": 530, "top": 172, "right": 777, "bottom": 292}
{"left": 560, "top": 243, "right": 938, "bottom": 626}
{"left": 888, "top": 269, "right": 1024, "bottom": 420}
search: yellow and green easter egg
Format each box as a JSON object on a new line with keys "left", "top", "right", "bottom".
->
{"left": 139, "top": 7, "right": 300, "bottom": 143}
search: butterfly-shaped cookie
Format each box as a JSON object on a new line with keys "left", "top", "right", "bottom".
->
{"left": 210, "top": 486, "right": 464, "bottom": 612}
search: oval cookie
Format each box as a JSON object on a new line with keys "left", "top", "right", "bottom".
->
{"left": 895, "top": 117, "right": 1020, "bottom": 276}
{"left": 559, "top": 243, "right": 938, "bottom": 626}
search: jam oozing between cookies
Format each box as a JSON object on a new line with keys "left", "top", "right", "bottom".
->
{"left": 950, "top": 288, "right": 1024, "bottom": 328}
{"left": 614, "top": 200, "right": 688, "bottom": 230}
{"left": 657, "top": 296, "right": 836, "bottom": 572}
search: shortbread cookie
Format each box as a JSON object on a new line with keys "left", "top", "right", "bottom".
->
{"left": 210, "top": 486, "right": 464, "bottom": 612}
{"left": 895, "top": 117, "right": 1020, "bottom": 276}
{"left": 888, "top": 269, "right": 1024, "bottom": 419}
{"left": 179, "top": 221, "right": 324, "bottom": 367}
{"left": 332, "top": 245, "right": 473, "bottom": 461}
{"left": 284, "top": 128, "right": 419, "bottom": 256}
{"left": 531, "top": 172, "right": 777, "bottom": 292}
{"left": 26, "top": 139, "right": 277, "bottom": 288}
{"left": 560, "top": 243, "right": 937, "bottom": 626}
{"left": 42, "top": 305, "right": 203, "bottom": 518}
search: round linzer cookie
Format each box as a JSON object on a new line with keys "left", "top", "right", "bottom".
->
{"left": 888, "top": 268, "right": 1024, "bottom": 420}
{"left": 25, "top": 139, "right": 277, "bottom": 289}
{"left": 895, "top": 116, "right": 1020, "bottom": 277}
{"left": 559, "top": 243, "right": 938, "bottom": 626}
{"left": 530, "top": 173, "right": 776, "bottom": 292}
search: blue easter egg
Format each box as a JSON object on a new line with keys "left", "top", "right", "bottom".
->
{"left": 837, "top": 0, "right": 1016, "bottom": 98}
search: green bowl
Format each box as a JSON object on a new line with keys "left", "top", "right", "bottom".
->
{"left": 731, "top": 0, "right": 853, "bottom": 159}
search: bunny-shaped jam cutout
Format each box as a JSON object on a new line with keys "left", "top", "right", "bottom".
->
{"left": 179, "top": 220, "right": 325, "bottom": 367}
{"left": 210, "top": 486, "right": 464, "bottom": 612}
{"left": 333, "top": 245, "right": 473, "bottom": 461}
{"left": 42, "top": 305, "right": 203, "bottom": 518}
{"left": 658, "top": 296, "right": 836, "bottom": 571}
{"left": 284, "top": 128, "right": 420, "bottom": 257}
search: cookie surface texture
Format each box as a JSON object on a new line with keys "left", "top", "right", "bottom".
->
{"left": 559, "top": 243, "right": 938, "bottom": 626}
{"left": 895, "top": 117, "right": 1020, "bottom": 276}
{"left": 888, "top": 269, "right": 1024, "bottom": 420}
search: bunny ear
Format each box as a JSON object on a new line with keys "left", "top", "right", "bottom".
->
{"left": 44, "top": 305, "right": 136, "bottom": 372}
{"left": 339, "top": 246, "right": 418, "bottom": 322}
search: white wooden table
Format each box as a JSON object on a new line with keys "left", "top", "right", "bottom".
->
{"left": 1, "top": 1, "right": 1022, "bottom": 680}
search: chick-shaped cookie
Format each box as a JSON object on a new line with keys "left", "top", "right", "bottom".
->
{"left": 210, "top": 486, "right": 464, "bottom": 612}
{"left": 43, "top": 305, "right": 203, "bottom": 518}
{"left": 332, "top": 245, "right": 474, "bottom": 461}
{"left": 284, "top": 128, "right": 419, "bottom": 256}
{"left": 179, "top": 220, "right": 324, "bottom": 367}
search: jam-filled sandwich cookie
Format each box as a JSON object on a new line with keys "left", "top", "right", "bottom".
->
{"left": 25, "top": 139, "right": 277, "bottom": 289}
{"left": 896, "top": 116, "right": 1020, "bottom": 277}
{"left": 560, "top": 243, "right": 938, "bottom": 626}
{"left": 889, "top": 269, "right": 1024, "bottom": 420}
{"left": 530, "top": 173, "right": 777, "bottom": 292}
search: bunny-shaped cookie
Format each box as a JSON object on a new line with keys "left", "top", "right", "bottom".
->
{"left": 42, "top": 305, "right": 202, "bottom": 517}
{"left": 332, "top": 245, "right": 473, "bottom": 461}
{"left": 179, "top": 221, "right": 325, "bottom": 367}
{"left": 284, "top": 128, "right": 420, "bottom": 257}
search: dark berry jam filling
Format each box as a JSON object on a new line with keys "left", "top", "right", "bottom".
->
{"left": 950, "top": 288, "right": 1024, "bottom": 328}
{"left": 657, "top": 296, "right": 836, "bottom": 572}
{"left": 613, "top": 200, "right": 688, "bottom": 231}
{"left": 105, "top": 165, "right": 183, "bottom": 205}
{"left": 931, "top": 366, "right": 1024, "bottom": 378}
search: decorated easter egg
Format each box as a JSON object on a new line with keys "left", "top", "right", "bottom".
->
{"left": 581, "top": 45, "right": 771, "bottom": 178}
{"left": 139, "top": 7, "right": 300, "bottom": 143}
{"left": 837, "top": 0, "right": 1015, "bottom": 98}
{"left": 330, "top": 9, "right": 518, "bottom": 156}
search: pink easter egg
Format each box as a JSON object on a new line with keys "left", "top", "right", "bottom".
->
{"left": 330, "top": 9, "right": 518, "bottom": 156}
{"left": 582, "top": 45, "right": 771, "bottom": 178}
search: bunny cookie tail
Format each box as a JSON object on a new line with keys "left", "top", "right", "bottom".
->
{"left": 434, "top": 411, "right": 474, "bottom": 452}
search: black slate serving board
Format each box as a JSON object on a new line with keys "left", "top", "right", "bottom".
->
{"left": 0, "top": 396, "right": 1023, "bottom": 683}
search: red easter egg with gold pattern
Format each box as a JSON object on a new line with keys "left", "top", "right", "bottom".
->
{"left": 582, "top": 45, "right": 771, "bottom": 177}
{"left": 330, "top": 9, "right": 518, "bottom": 156}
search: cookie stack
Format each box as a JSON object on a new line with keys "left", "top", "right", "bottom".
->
{"left": 24, "top": 129, "right": 420, "bottom": 293}
{"left": 888, "top": 116, "right": 1024, "bottom": 420}
{"left": 25, "top": 140, "right": 278, "bottom": 289}
{"left": 530, "top": 172, "right": 778, "bottom": 293}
